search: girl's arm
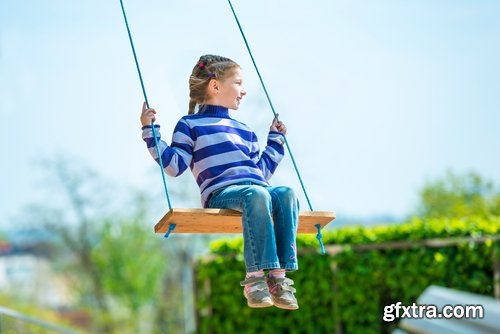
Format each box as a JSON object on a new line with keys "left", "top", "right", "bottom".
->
{"left": 141, "top": 103, "right": 193, "bottom": 177}
{"left": 254, "top": 115, "right": 287, "bottom": 180}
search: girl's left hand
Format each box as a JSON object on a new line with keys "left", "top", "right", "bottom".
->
{"left": 270, "top": 114, "right": 287, "bottom": 135}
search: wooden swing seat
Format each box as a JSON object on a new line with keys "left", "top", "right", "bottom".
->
{"left": 154, "top": 208, "right": 336, "bottom": 234}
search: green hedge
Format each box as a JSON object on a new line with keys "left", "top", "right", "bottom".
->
{"left": 194, "top": 216, "right": 500, "bottom": 334}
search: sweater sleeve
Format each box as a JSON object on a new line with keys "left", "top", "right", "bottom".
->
{"left": 141, "top": 120, "right": 193, "bottom": 177}
{"left": 254, "top": 131, "right": 285, "bottom": 180}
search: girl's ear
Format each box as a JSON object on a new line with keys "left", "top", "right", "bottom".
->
{"left": 207, "top": 79, "right": 219, "bottom": 96}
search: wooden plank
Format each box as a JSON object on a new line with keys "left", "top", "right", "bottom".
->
{"left": 154, "top": 208, "right": 335, "bottom": 234}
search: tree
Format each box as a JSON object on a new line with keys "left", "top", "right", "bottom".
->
{"left": 91, "top": 192, "right": 168, "bottom": 333}
{"left": 20, "top": 156, "right": 115, "bottom": 333}
{"left": 16, "top": 155, "right": 219, "bottom": 333}
{"left": 16, "top": 156, "right": 170, "bottom": 333}
{"left": 417, "top": 170, "right": 500, "bottom": 219}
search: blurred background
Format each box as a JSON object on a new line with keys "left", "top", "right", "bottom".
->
{"left": 1, "top": 0, "right": 499, "bottom": 333}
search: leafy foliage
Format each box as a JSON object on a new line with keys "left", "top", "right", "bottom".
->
{"left": 195, "top": 216, "right": 499, "bottom": 334}
{"left": 92, "top": 217, "right": 168, "bottom": 333}
{"left": 417, "top": 171, "right": 500, "bottom": 218}
{"left": 12, "top": 156, "right": 185, "bottom": 333}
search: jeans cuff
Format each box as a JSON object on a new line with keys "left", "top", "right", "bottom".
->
{"left": 246, "top": 261, "right": 281, "bottom": 272}
{"left": 280, "top": 263, "right": 299, "bottom": 271}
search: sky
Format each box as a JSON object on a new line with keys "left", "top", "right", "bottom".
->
{"left": 1, "top": 0, "right": 499, "bottom": 228}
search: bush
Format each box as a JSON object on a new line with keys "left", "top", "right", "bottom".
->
{"left": 194, "top": 216, "right": 500, "bottom": 334}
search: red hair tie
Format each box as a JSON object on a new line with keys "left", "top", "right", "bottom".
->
{"left": 199, "top": 62, "right": 205, "bottom": 69}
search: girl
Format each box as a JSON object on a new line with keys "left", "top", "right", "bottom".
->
{"left": 140, "top": 54, "right": 299, "bottom": 310}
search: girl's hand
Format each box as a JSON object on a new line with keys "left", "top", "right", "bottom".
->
{"left": 141, "top": 102, "right": 157, "bottom": 126}
{"left": 270, "top": 114, "right": 287, "bottom": 135}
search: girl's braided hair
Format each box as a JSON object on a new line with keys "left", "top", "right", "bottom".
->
{"left": 188, "top": 54, "right": 239, "bottom": 114}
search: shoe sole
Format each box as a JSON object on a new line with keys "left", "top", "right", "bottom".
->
{"left": 247, "top": 300, "right": 274, "bottom": 308}
{"left": 272, "top": 297, "right": 299, "bottom": 310}
{"left": 244, "top": 291, "right": 273, "bottom": 308}
{"left": 273, "top": 303, "right": 299, "bottom": 310}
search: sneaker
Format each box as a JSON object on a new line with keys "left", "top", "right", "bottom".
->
{"left": 267, "top": 276, "right": 299, "bottom": 310}
{"left": 240, "top": 276, "right": 274, "bottom": 308}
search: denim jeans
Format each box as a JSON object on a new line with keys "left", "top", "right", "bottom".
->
{"left": 208, "top": 182, "right": 299, "bottom": 272}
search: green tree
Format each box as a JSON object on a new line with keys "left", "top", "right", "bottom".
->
{"left": 417, "top": 170, "right": 500, "bottom": 218}
{"left": 20, "top": 156, "right": 115, "bottom": 333}
{"left": 91, "top": 193, "right": 168, "bottom": 333}
{"left": 13, "top": 155, "right": 219, "bottom": 333}
{"left": 15, "top": 156, "right": 175, "bottom": 333}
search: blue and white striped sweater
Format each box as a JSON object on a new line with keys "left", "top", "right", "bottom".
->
{"left": 142, "top": 105, "right": 285, "bottom": 207}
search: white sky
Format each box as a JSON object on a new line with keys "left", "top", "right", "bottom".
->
{"left": 1, "top": 0, "right": 499, "bottom": 227}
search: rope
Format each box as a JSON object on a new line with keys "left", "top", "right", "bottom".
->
{"left": 119, "top": 0, "right": 172, "bottom": 211}
{"left": 315, "top": 224, "right": 326, "bottom": 255}
{"left": 164, "top": 223, "right": 177, "bottom": 239}
{"left": 227, "top": 0, "right": 314, "bottom": 212}
{"left": 120, "top": 0, "right": 323, "bottom": 248}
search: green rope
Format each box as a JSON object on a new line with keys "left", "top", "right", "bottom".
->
{"left": 227, "top": 0, "right": 325, "bottom": 252}
{"left": 119, "top": 0, "right": 325, "bottom": 248}
{"left": 119, "top": 0, "right": 173, "bottom": 214}
{"left": 164, "top": 223, "right": 177, "bottom": 239}
{"left": 227, "top": 0, "right": 314, "bottom": 212}
{"left": 315, "top": 224, "right": 326, "bottom": 255}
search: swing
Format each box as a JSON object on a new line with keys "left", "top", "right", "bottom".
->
{"left": 154, "top": 209, "right": 335, "bottom": 234}
{"left": 119, "top": 0, "right": 336, "bottom": 251}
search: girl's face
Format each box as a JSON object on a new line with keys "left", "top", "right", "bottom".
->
{"left": 215, "top": 67, "right": 246, "bottom": 110}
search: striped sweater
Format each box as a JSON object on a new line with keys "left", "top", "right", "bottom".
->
{"left": 142, "top": 105, "right": 286, "bottom": 207}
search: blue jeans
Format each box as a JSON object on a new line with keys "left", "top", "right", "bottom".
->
{"left": 208, "top": 182, "right": 299, "bottom": 272}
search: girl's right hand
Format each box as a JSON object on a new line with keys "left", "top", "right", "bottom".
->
{"left": 141, "top": 101, "right": 157, "bottom": 126}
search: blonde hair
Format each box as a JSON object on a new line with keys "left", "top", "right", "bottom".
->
{"left": 188, "top": 54, "right": 240, "bottom": 114}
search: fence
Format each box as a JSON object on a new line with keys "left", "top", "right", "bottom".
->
{"left": 0, "top": 306, "right": 81, "bottom": 334}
